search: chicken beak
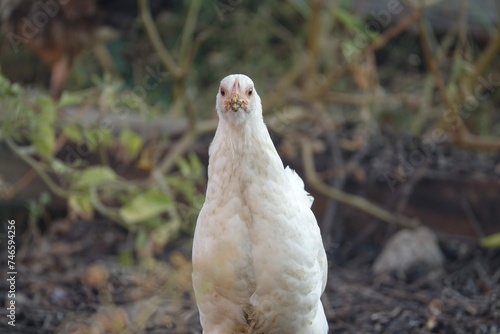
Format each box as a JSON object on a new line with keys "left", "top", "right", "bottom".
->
{"left": 224, "top": 78, "right": 248, "bottom": 112}
{"left": 227, "top": 93, "right": 247, "bottom": 112}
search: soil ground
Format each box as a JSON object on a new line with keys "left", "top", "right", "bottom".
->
{"left": 0, "top": 211, "right": 499, "bottom": 333}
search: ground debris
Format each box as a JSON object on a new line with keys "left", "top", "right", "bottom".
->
{"left": 327, "top": 246, "right": 500, "bottom": 333}
{"left": 373, "top": 226, "right": 444, "bottom": 276}
{"left": 0, "top": 218, "right": 498, "bottom": 333}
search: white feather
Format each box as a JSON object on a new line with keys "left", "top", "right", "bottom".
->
{"left": 192, "top": 74, "right": 328, "bottom": 334}
{"left": 284, "top": 166, "right": 314, "bottom": 208}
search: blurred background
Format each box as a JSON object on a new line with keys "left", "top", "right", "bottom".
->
{"left": 0, "top": 0, "right": 499, "bottom": 333}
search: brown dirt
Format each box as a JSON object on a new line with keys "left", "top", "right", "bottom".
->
{"left": 1, "top": 215, "right": 499, "bottom": 334}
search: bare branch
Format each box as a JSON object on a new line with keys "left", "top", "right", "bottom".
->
{"left": 300, "top": 139, "right": 420, "bottom": 229}
{"left": 138, "top": 0, "right": 182, "bottom": 79}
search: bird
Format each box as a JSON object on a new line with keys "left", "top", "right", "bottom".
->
{"left": 192, "top": 74, "right": 328, "bottom": 333}
{"left": 0, "top": 0, "right": 175, "bottom": 99}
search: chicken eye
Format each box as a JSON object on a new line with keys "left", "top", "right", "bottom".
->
{"left": 220, "top": 88, "right": 226, "bottom": 96}
{"left": 247, "top": 89, "right": 253, "bottom": 97}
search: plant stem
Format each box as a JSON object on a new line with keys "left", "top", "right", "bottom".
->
{"left": 5, "top": 138, "right": 69, "bottom": 198}
{"left": 138, "top": 0, "right": 182, "bottom": 79}
{"left": 301, "top": 140, "right": 420, "bottom": 229}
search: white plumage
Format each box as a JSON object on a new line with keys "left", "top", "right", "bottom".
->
{"left": 192, "top": 74, "right": 328, "bottom": 334}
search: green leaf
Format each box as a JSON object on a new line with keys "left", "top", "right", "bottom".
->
{"left": 50, "top": 159, "right": 73, "bottom": 186}
{"left": 176, "top": 153, "right": 204, "bottom": 179}
{"left": 37, "top": 96, "right": 57, "bottom": 124}
{"left": 167, "top": 176, "right": 192, "bottom": 199}
{"left": 334, "top": 9, "right": 364, "bottom": 31}
{"left": 75, "top": 166, "right": 117, "bottom": 189}
{"left": 32, "top": 125, "right": 56, "bottom": 159}
{"left": 177, "top": 157, "right": 191, "bottom": 177}
{"left": 152, "top": 219, "right": 181, "bottom": 248}
{"left": 64, "top": 124, "right": 83, "bottom": 143}
{"left": 135, "top": 229, "right": 148, "bottom": 249}
{"left": 480, "top": 233, "right": 500, "bottom": 248}
{"left": 30, "top": 96, "right": 57, "bottom": 159}
{"left": 59, "top": 91, "right": 84, "bottom": 107}
{"left": 335, "top": 9, "right": 379, "bottom": 43}
{"left": 120, "top": 129, "right": 143, "bottom": 160}
{"left": 84, "top": 128, "right": 113, "bottom": 150}
{"left": 68, "top": 193, "right": 94, "bottom": 219}
{"left": 119, "top": 190, "right": 172, "bottom": 224}
{"left": 0, "top": 71, "right": 22, "bottom": 97}
{"left": 188, "top": 153, "right": 204, "bottom": 180}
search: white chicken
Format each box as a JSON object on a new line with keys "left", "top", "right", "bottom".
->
{"left": 192, "top": 74, "right": 328, "bottom": 334}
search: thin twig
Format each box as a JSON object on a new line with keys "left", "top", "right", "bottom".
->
{"left": 417, "top": 13, "right": 500, "bottom": 150}
{"left": 393, "top": 158, "right": 429, "bottom": 213}
{"left": 306, "top": 0, "right": 321, "bottom": 85}
{"left": 179, "top": 0, "right": 203, "bottom": 71}
{"left": 455, "top": 134, "right": 500, "bottom": 150}
{"left": 300, "top": 140, "right": 420, "bottom": 229}
{"left": 461, "top": 198, "right": 485, "bottom": 238}
{"left": 365, "top": 10, "right": 423, "bottom": 54}
{"left": 263, "top": 59, "right": 307, "bottom": 112}
{"left": 155, "top": 131, "right": 198, "bottom": 176}
{"left": 5, "top": 138, "right": 69, "bottom": 198}
{"left": 321, "top": 133, "right": 346, "bottom": 244}
{"left": 325, "top": 91, "right": 420, "bottom": 107}
{"left": 3, "top": 97, "right": 92, "bottom": 200}
{"left": 89, "top": 187, "right": 123, "bottom": 222}
{"left": 188, "top": 28, "right": 215, "bottom": 68}
{"left": 417, "top": 16, "right": 468, "bottom": 141}
{"left": 470, "top": 3, "right": 500, "bottom": 87}
{"left": 139, "top": 0, "right": 182, "bottom": 79}
{"left": 310, "top": 10, "right": 422, "bottom": 101}
{"left": 2, "top": 168, "right": 38, "bottom": 199}
{"left": 411, "top": 74, "right": 436, "bottom": 134}
{"left": 140, "top": 0, "right": 206, "bottom": 174}
{"left": 152, "top": 102, "right": 217, "bottom": 178}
